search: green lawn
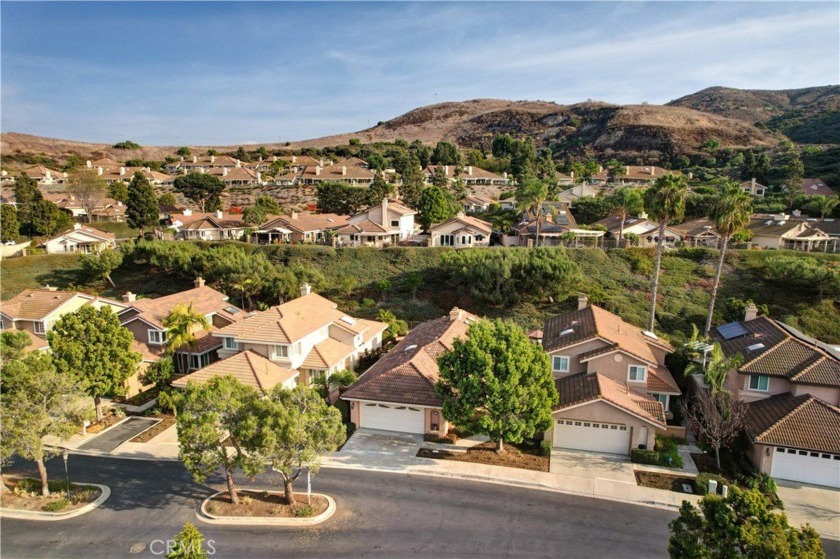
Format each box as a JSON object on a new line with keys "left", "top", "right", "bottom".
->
{"left": 88, "top": 221, "right": 142, "bottom": 239}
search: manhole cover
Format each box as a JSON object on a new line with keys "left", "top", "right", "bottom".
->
{"left": 129, "top": 543, "right": 146, "bottom": 554}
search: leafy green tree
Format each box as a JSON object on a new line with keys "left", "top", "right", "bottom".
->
{"left": 436, "top": 319, "right": 557, "bottom": 453}
{"left": 430, "top": 141, "right": 461, "bottom": 166}
{"left": 163, "top": 303, "right": 211, "bottom": 374}
{"left": 242, "top": 205, "right": 267, "bottom": 226}
{"left": 376, "top": 309, "right": 408, "bottom": 342}
{"left": 126, "top": 172, "right": 160, "bottom": 234}
{"left": 176, "top": 147, "right": 191, "bottom": 158}
{"left": 685, "top": 343, "right": 742, "bottom": 395}
{"left": 395, "top": 155, "right": 425, "bottom": 209}
{"left": 418, "top": 186, "right": 457, "bottom": 230}
{"left": 252, "top": 386, "right": 346, "bottom": 505}
{"left": 643, "top": 174, "right": 687, "bottom": 331}
{"left": 28, "top": 199, "right": 72, "bottom": 236}
{"left": 48, "top": 306, "right": 141, "bottom": 420}
{"left": 158, "top": 192, "right": 178, "bottom": 206}
{"left": 569, "top": 196, "right": 613, "bottom": 224}
{"left": 605, "top": 159, "right": 626, "bottom": 182}
{"left": 177, "top": 376, "right": 264, "bottom": 504}
{"left": 403, "top": 272, "right": 422, "bottom": 301}
{"left": 166, "top": 522, "right": 208, "bottom": 559}
{"left": 431, "top": 166, "right": 449, "bottom": 188}
{"left": 764, "top": 256, "right": 840, "bottom": 300}
{"left": 254, "top": 195, "right": 281, "bottom": 214}
{"left": 0, "top": 204, "right": 20, "bottom": 242}
{"left": 0, "top": 330, "right": 31, "bottom": 361}
{"left": 80, "top": 248, "right": 123, "bottom": 288}
{"left": 142, "top": 355, "right": 174, "bottom": 390}
{"left": 14, "top": 172, "right": 43, "bottom": 236}
{"left": 173, "top": 173, "right": 225, "bottom": 213}
{"left": 606, "top": 187, "right": 644, "bottom": 247}
{"left": 669, "top": 488, "right": 824, "bottom": 558}
{"left": 516, "top": 179, "right": 549, "bottom": 246}
{"left": 113, "top": 140, "right": 141, "bottom": 150}
{"left": 367, "top": 171, "right": 394, "bottom": 205}
{"left": 703, "top": 181, "right": 753, "bottom": 336}
{"left": 315, "top": 182, "right": 368, "bottom": 215}
{"left": 510, "top": 138, "right": 538, "bottom": 182}
{"left": 492, "top": 134, "right": 516, "bottom": 158}
{"left": 1, "top": 352, "right": 93, "bottom": 496}
{"left": 68, "top": 169, "right": 107, "bottom": 223}
{"left": 62, "top": 155, "right": 85, "bottom": 172}
{"left": 108, "top": 180, "right": 128, "bottom": 202}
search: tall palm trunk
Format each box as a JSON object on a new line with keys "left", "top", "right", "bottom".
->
{"left": 648, "top": 221, "right": 667, "bottom": 332}
{"left": 617, "top": 210, "right": 626, "bottom": 248}
{"left": 535, "top": 208, "right": 543, "bottom": 248}
{"left": 704, "top": 235, "right": 729, "bottom": 336}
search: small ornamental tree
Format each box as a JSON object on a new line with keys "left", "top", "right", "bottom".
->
{"left": 177, "top": 376, "right": 264, "bottom": 505}
{"left": 108, "top": 180, "right": 129, "bottom": 202}
{"left": 376, "top": 309, "right": 408, "bottom": 342}
{"left": 173, "top": 173, "right": 225, "bottom": 213}
{"left": 126, "top": 172, "right": 160, "bottom": 234}
{"left": 166, "top": 522, "right": 208, "bottom": 559}
{"left": 159, "top": 192, "right": 178, "bottom": 206}
{"left": 1, "top": 352, "right": 94, "bottom": 496}
{"left": 682, "top": 389, "right": 748, "bottom": 470}
{"left": 80, "top": 247, "right": 123, "bottom": 288}
{"left": 48, "top": 305, "right": 141, "bottom": 421}
{"left": 436, "top": 319, "right": 558, "bottom": 453}
{"left": 68, "top": 169, "right": 107, "bottom": 223}
{"left": 669, "top": 488, "right": 824, "bottom": 559}
{"left": 253, "top": 386, "right": 346, "bottom": 505}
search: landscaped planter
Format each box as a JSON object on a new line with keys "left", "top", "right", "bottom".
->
{"left": 119, "top": 398, "right": 158, "bottom": 414}
{"left": 198, "top": 489, "right": 335, "bottom": 526}
{"left": 0, "top": 481, "right": 111, "bottom": 521}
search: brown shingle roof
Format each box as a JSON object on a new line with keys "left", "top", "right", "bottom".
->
{"left": 302, "top": 338, "right": 355, "bottom": 370}
{"left": 800, "top": 178, "right": 835, "bottom": 196}
{"left": 746, "top": 393, "right": 840, "bottom": 453}
{"left": 430, "top": 214, "right": 492, "bottom": 235}
{"left": 342, "top": 309, "right": 478, "bottom": 407}
{"left": 171, "top": 350, "right": 298, "bottom": 394}
{"left": 554, "top": 372, "right": 665, "bottom": 426}
{"left": 259, "top": 213, "right": 348, "bottom": 233}
{"left": 121, "top": 286, "right": 241, "bottom": 329}
{"left": 1, "top": 290, "right": 80, "bottom": 320}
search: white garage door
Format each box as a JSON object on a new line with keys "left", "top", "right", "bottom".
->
{"left": 553, "top": 419, "right": 630, "bottom": 455}
{"left": 360, "top": 403, "right": 425, "bottom": 434}
{"left": 771, "top": 447, "right": 840, "bottom": 488}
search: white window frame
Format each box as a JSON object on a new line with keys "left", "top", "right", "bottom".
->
{"left": 273, "top": 344, "right": 289, "bottom": 359}
{"left": 748, "top": 375, "right": 769, "bottom": 392}
{"left": 223, "top": 337, "right": 239, "bottom": 350}
{"left": 628, "top": 365, "right": 647, "bottom": 382}
{"left": 148, "top": 329, "right": 166, "bottom": 345}
{"left": 33, "top": 321, "right": 46, "bottom": 334}
{"left": 552, "top": 355, "right": 570, "bottom": 373}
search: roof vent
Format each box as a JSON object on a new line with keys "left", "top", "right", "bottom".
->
{"left": 340, "top": 315, "right": 357, "bottom": 326}
{"left": 560, "top": 328, "right": 574, "bottom": 336}
{"left": 746, "top": 343, "right": 765, "bottom": 352}
{"left": 404, "top": 344, "right": 418, "bottom": 352}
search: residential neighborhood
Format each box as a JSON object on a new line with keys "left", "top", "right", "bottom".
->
{"left": 1, "top": 2, "right": 839, "bottom": 558}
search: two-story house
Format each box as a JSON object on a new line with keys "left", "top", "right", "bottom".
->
{"left": 168, "top": 210, "right": 247, "bottom": 241}
{"left": 710, "top": 305, "right": 840, "bottom": 488}
{"left": 334, "top": 199, "right": 418, "bottom": 247}
{"left": 211, "top": 284, "right": 387, "bottom": 385}
{"left": 539, "top": 296, "right": 678, "bottom": 455}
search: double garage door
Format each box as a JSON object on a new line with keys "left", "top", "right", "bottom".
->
{"left": 360, "top": 403, "right": 424, "bottom": 434}
{"left": 553, "top": 419, "right": 630, "bottom": 455}
{"left": 771, "top": 447, "right": 840, "bottom": 488}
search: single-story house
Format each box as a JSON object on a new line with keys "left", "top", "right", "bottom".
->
{"left": 673, "top": 218, "right": 722, "bottom": 248}
{"left": 428, "top": 213, "right": 492, "bottom": 247}
{"left": 798, "top": 178, "right": 835, "bottom": 197}
{"left": 746, "top": 214, "right": 836, "bottom": 252}
{"left": 40, "top": 223, "right": 116, "bottom": 254}
{"left": 740, "top": 178, "right": 767, "bottom": 197}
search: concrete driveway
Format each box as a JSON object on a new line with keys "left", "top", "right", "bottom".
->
{"left": 776, "top": 481, "right": 840, "bottom": 539}
{"left": 77, "top": 417, "right": 160, "bottom": 453}
{"left": 329, "top": 428, "right": 428, "bottom": 469}
{"left": 550, "top": 449, "right": 637, "bottom": 482}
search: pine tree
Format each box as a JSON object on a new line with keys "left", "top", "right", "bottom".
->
{"left": 126, "top": 172, "right": 160, "bottom": 234}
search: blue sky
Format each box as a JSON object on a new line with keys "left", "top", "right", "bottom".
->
{"left": 2, "top": 1, "right": 838, "bottom": 145}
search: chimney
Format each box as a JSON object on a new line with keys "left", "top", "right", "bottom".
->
{"left": 751, "top": 178, "right": 756, "bottom": 192}
{"left": 639, "top": 211, "right": 648, "bottom": 220}
{"left": 120, "top": 167, "right": 126, "bottom": 176}
{"left": 222, "top": 168, "right": 228, "bottom": 176}
{"left": 210, "top": 155, "right": 216, "bottom": 163}
{"left": 444, "top": 165, "right": 449, "bottom": 175}
{"left": 291, "top": 155, "right": 296, "bottom": 163}
{"left": 625, "top": 166, "right": 630, "bottom": 175}
{"left": 183, "top": 208, "right": 192, "bottom": 216}
{"left": 315, "top": 166, "right": 321, "bottom": 176}
{"left": 291, "top": 212, "right": 299, "bottom": 220}
{"left": 199, "top": 167, "right": 206, "bottom": 174}
{"left": 86, "top": 160, "right": 92, "bottom": 168}
{"left": 97, "top": 167, "right": 103, "bottom": 176}
{"left": 744, "top": 303, "right": 758, "bottom": 322}
{"left": 73, "top": 223, "right": 82, "bottom": 230}
{"left": 688, "top": 172, "right": 693, "bottom": 180}
{"left": 182, "top": 168, "right": 188, "bottom": 175}
{"left": 577, "top": 294, "right": 589, "bottom": 310}
{"left": 215, "top": 210, "right": 224, "bottom": 219}
{"left": 598, "top": 165, "right": 603, "bottom": 173}
{"left": 341, "top": 166, "right": 347, "bottom": 176}
{"left": 381, "top": 198, "right": 389, "bottom": 227}
{"left": 43, "top": 285, "right": 58, "bottom": 292}
{"left": 122, "top": 291, "right": 137, "bottom": 303}
{"left": 319, "top": 158, "right": 324, "bottom": 167}
{"left": 256, "top": 171, "right": 262, "bottom": 183}
{"left": 449, "top": 307, "right": 464, "bottom": 322}
{"left": 300, "top": 282, "right": 312, "bottom": 296}
{"left": 192, "top": 156, "right": 197, "bottom": 163}
{"left": 467, "top": 166, "right": 473, "bottom": 176}
{"left": 650, "top": 166, "right": 655, "bottom": 176}
{"left": 792, "top": 209, "right": 801, "bottom": 217}
{"left": 194, "top": 277, "right": 205, "bottom": 288}
{"left": 236, "top": 159, "right": 241, "bottom": 168}
{"left": 456, "top": 211, "right": 465, "bottom": 219}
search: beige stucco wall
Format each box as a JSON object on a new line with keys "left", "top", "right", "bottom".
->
{"left": 545, "top": 400, "right": 660, "bottom": 451}
{"left": 748, "top": 441, "right": 773, "bottom": 474}
{"left": 587, "top": 352, "right": 651, "bottom": 390}
{"left": 791, "top": 384, "right": 840, "bottom": 406}
{"left": 547, "top": 339, "right": 608, "bottom": 377}
{"left": 727, "top": 373, "right": 791, "bottom": 402}
{"left": 124, "top": 318, "right": 154, "bottom": 345}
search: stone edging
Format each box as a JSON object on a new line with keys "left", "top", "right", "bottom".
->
{"left": 197, "top": 490, "right": 335, "bottom": 526}
{"left": 0, "top": 483, "right": 111, "bottom": 521}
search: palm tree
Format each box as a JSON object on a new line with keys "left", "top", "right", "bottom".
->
{"left": 643, "top": 174, "right": 687, "bottom": 332}
{"left": 163, "top": 302, "right": 211, "bottom": 374}
{"left": 685, "top": 343, "right": 743, "bottom": 396}
{"left": 810, "top": 195, "right": 839, "bottom": 219}
{"left": 607, "top": 186, "right": 644, "bottom": 247}
{"left": 703, "top": 182, "right": 752, "bottom": 336}
{"left": 515, "top": 178, "right": 549, "bottom": 247}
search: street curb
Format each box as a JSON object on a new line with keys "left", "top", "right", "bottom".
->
{"left": 196, "top": 490, "right": 336, "bottom": 526}
{"left": 0, "top": 482, "right": 111, "bottom": 521}
{"left": 65, "top": 448, "right": 181, "bottom": 462}
{"left": 322, "top": 462, "right": 691, "bottom": 513}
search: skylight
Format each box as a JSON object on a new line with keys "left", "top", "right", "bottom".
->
{"left": 224, "top": 306, "right": 240, "bottom": 314}
{"left": 340, "top": 316, "right": 357, "bottom": 326}
{"left": 747, "top": 343, "right": 765, "bottom": 352}
{"left": 404, "top": 344, "right": 418, "bottom": 352}
{"left": 560, "top": 328, "right": 574, "bottom": 336}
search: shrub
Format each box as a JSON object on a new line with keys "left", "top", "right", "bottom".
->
{"left": 743, "top": 472, "right": 778, "bottom": 498}
{"left": 695, "top": 472, "right": 729, "bottom": 495}
{"left": 655, "top": 434, "right": 684, "bottom": 468}
{"left": 240, "top": 495, "right": 252, "bottom": 506}
{"left": 42, "top": 498, "right": 69, "bottom": 512}
{"left": 631, "top": 449, "right": 661, "bottom": 465}
{"left": 540, "top": 440, "right": 552, "bottom": 456}
{"left": 294, "top": 504, "right": 315, "bottom": 517}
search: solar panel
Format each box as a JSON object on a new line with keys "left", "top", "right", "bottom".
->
{"left": 717, "top": 321, "right": 749, "bottom": 340}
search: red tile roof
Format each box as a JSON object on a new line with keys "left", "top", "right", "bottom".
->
{"left": 554, "top": 372, "right": 666, "bottom": 426}
{"left": 746, "top": 393, "right": 840, "bottom": 453}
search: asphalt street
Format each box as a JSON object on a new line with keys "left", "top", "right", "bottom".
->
{"left": 2, "top": 455, "right": 837, "bottom": 559}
